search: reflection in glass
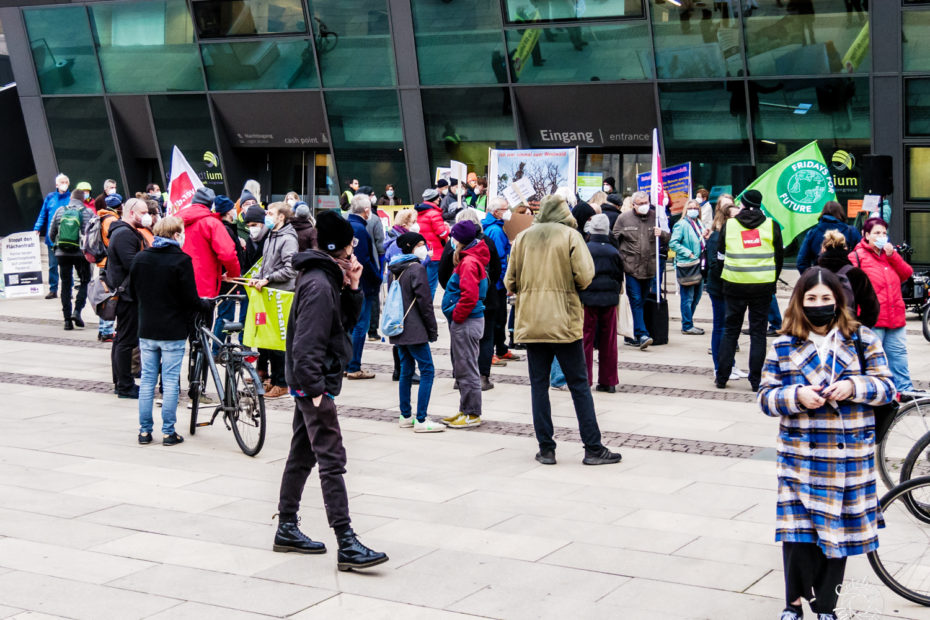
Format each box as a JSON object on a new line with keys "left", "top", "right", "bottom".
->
{"left": 308, "top": 0, "right": 395, "bottom": 87}
{"left": 421, "top": 88, "right": 516, "bottom": 177}
{"left": 202, "top": 39, "right": 319, "bottom": 90}
{"left": 192, "top": 0, "right": 307, "bottom": 37}
{"left": 150, "top": 95, "right": 225, "bottom": 193}
{"left": 411, "top": 0, "right": 506, "bottom": 85}
{"left": 505, "top": 22, "right": 652, "bottom": 83}
{"left": 908, "top": 211, "right": 930, "bottom": 264}
{"left": 906, "top": 79, "right": 930, "bottom": 137}
{"left": 742, "top": 1, "right": 869, "bottom": 76}
{"left": 650, "top": 1, "right": 743, "bottom": 78}
{"left": 503, "top": 0, "right": 642, "bottom": 23}
{"left": 659, "top": 82, "right": 751, "bottom": 190}
{"left": 89, "top": 0, "right": 203, "bottom": 93}
{"left": 24, "top": 7, "right": 102, "bottom": 94}
{"left": 324, "top": 91, "right": 408, "bottom": 201}
{"left": 44, "top": 97, "right": 119, "bottom": 187}
{"left": 908, "top": 147, "right": 930, "bottom": 202}
{"left": 904, "top": 10, "right": 930, "bottom": 72}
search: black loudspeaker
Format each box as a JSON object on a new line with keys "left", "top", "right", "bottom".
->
{"left": 732, "top": 164, "right": 756, "bottom": 195}
{"left": 862, "top": 154, "right": 893, "bottom": 196}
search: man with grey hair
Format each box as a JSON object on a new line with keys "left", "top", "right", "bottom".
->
{"left": 34, "top": 173, "right": 72, "bottom": 299}
{"left": 482, "top": 198, "right": 520, "bottom": 366}
{"left": 345, "top": 194, "right": 382, "bottom": 379}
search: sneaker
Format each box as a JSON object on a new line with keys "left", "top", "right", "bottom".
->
{"left": 898, "top": 390, "right": 929, "bottom": 403}
{"left": 265, "top": 385, "right": 290, "bottom": 399}
{"left": 779, "top": 609, "right": 801, "bottom": 620}
{"left": 767, "top": 328, "right": 780, "bottom": 337}
{"left": 163, "top": 433, "right": 184, "bottom": 446}
{"left": 447, "top": 414, "right": 481, "bottom": 429}
{"left": 367, "top": 335, "right": 379, "bottom": 342}
{"left": 730, "top": 367, "right": 749, "bottom": 380}
{"left": 187, "top": 394, "right": 216, "bottom": 409}
{"left": 481, "top": 376, "right": 494, "bottom": 391}
{"left": 550, "top": 384, "right": 569, "bottom": 391}
{"left": 623, "top": 337, "right": 638, "bottom": 347}
{"left": 583, "top": 446, "right": 622, "bottom": 466}
{"left": 45, "top": 291, "right": 57, "bottom": 299}
{"left": 816, "top": 614, "right": 837, "bottom": 620}
{"left": 138, "top": 432, "right": 152, "bottom": 445}
{"left": 346, "top": 370, "right": 375, "bottom": 380}
{"left": 398, "top": 415, "right": 414, "bottom": 428}
{"left": 155, "top": 398, "right": 163, "bottom": 408}
{"left": 491, "top": 355, "right": 507, "bottom": 367}
{"left": 441, "top": 412, "right": 463, "bottom": 425}
{"left": 500, "top": 351, "right": 522, "bottom": 361}
{"left": 71, "top": 313, "right": 84, "bottom": 328}
{"left": 414, "top": 418, "right": 445, "bottom": 433}
{"left": 638, "top": 336, "right": 653, "bottom": 350}
{"left": 681, "top": 327, "right": 704, "bottom": 335}
{"left": 535, "top": 449, "right": 556, "bottom": 465}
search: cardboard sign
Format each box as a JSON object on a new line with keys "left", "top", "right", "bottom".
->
{"left": 503, "top": 210, "right": 535, "bottom": 241}
{"left": 450, "top": 160, "right": 468, "bottom": 184}
{"left": 1, "top": 231, "right": 44, "bottom": 298}
{"left": 861, "top": 194, "right": 881, "bottom": 213}
{"left": 502, "top": 177, "right": 536, "bottom": 208}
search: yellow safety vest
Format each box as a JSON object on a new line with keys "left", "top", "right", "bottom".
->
{"left": 721, "top": 218, "right": 777, "bottom": 284}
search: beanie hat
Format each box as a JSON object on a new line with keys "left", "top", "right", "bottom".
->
{"left": 449, "top": 178, "right": 459, "bottom": 187}
{"left": 397, "top": 232, "right": 426, "bottom": 255}
{"left": 239, "top": 189, "right": 258, "bottom": 206}
{"left": 294, "top": 202, "right": 311, "bottom": 220}
{"left": 606, "top": 193, "right": 623, "bottom": 207}
{"left": 212, "top": 195, "right": 235, "bottom": 215}
{"left": 104, "top": 193, "right": 123, "bottom": 209}
{"left": 192, "top": 187, "right": 215, "bottom": 208}
{"left": 604, "top": 176, "right": 616, "bottom": 189}
{"left": 243, "top": 204, "right": 266, "bottom": 224}
{"left": 358, "top": 185, "right": 373, "bottom": 196}
{"left": 584, "top": 213, "right": 610, "bottom": 236}
{"left": 316, "top": 210, "right": 355, "bottom": 252}
{"left": 450, "top": 220, "right": 477, "bottom": 245}
{"left": 422, "top": 188, "right": 440, "bottom": 202}
{"left": 741, "top": 189, "right": 763, "bottom": 210}
{"left": 435, "top": 179, "right": 449, "bottom": 189}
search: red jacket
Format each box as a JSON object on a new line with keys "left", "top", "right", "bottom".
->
{"left": 415, "top": 201, "right": 449, "bottom": 262}
{"left": 179, "top": 204, "right": 241, "bottom": 297}
{"left": 849, "top": 240, "right": 912, "bottom": 329}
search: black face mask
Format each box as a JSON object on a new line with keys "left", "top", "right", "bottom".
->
{"left": 803, "top": 304, "right": 836, "bottom": 327}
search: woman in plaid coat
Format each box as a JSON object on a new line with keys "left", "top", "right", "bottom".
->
{"left": 757, "top": 267, "right": 895, "bottom": 620}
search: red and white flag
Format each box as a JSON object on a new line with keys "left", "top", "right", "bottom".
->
{"left": 166, "top": 146, "right": 205, "bottom": 216}
{"left": 650, "top": 128, "right": 669, "bottom": 233}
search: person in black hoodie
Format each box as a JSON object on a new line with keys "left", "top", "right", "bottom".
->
{"left": 601, "top": 193, "right": 623, "bottom": 234}
{"left": 817, "top": 229, "right": 879, "bottom": 328}
{"left": 579, "top": 214, "right": 624, "bottom": 393}
{"left": 273, "top": 210, "right": 388, "bottom": 571}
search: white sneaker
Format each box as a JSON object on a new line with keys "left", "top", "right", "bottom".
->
{"left": 414, "top": 418, "right": 445, "bottom": 433}
{"left": 729, "top": 368, "right": 749, "bottom": 380}
{"left": 398, "top": 415, "right": 414, "bottom": 428}
{"left": 155, "top": 398, "right": 163, "bottom": 408}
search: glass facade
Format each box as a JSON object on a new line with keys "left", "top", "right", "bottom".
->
{"left": 903, "top": 9, "right": 930, "bottom": 72}
{"left": 24, "top": 6, "right": 102, "bottom": 94}
{"left": 309, "top": 0, "right": 395, "bottom": 87}
{"left": 502, "top": 0, "right": 643, "bottom": 23}
{"left": 192, "top": 0, "right": 307, "bottom": 37}
{"left": 202, "top": 38, "right": 319, "bottom": 90}
{"left": 651, "top": 0, "right": 744, "bottom": 79}
{"left": 412, "top": 0, "right": 505, "bottom": 85}
{"left": 149, "top": 94, "right": 225, "bottom": 191}
{"left": 43, "top": 97, "right": 119, "bottom": 189}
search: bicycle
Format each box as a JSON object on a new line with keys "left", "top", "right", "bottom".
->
{"left": 314, "top": 17, "right": 338, "bottom": 55}
{"left": 187, "top": 294, "right": 266, "bottom": 457}
{"left": 877, "top": 395, "right": 930, "bottom": 490}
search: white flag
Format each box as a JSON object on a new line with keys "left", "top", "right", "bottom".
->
{"left": 650, "top": 128, "right": 669, "bottom": 233}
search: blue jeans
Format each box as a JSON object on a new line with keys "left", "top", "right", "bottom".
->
{"left": 138, "top": 338, "right": 186, "bottom": 435}
{"left": 625, "top": 274, "right": 652, "bottom": 339}
{"left": 398, "top": 343, "right": 435, "bottom": 422}
{"left": 98, "top": 319, "right": 115, "bottom": 337}
{"left": 768, "top": 294, "right": 782, "bottom": 330}
{"left": 425, "top": 261, "right": 439, "bottom": 301}
{"left": 347, "top": 293, "right": 373, "bottom": 372}
{"left": 872, "top": 326, "right": 913, "bottom": 393}
{"left": 550, "top": 357, "right": 566, "bottom": 388}
{"left": 47, "top": 246, "right": 59, "bottom": 293}
{"left": 710, "top": 293, "right": 726, "bottom": 372}
{"left": 679, "top": 283, "right": 702, "bottom": 331}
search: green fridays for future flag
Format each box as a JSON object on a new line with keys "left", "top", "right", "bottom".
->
{"left": 739, "top": 141, "right": 836, "bottom": 245}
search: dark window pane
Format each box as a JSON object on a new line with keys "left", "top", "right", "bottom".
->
{"left": 743, "top": 3, "right": 869, "bottom": 76}
{"left": 659, "top": 82, "right": 750, "bottom": 190}
{"left": 202, "top": 39, "right": 319, "bottom": 90}
{"left": 44, "top": 97, "right": 119, "bottom": 188}
{"left": 906, "top": 79, "right": 930, "bottom": 137}
{"left": 503, "top": 0, "right": 642, "bottom": 23}
{"left": 650, "top": 1, "right": 744, "bottom": 78}
{"left": 421, "top": 87, "right": 516, "bottom": 177}
{"left": 324, "top": 90, "right": 408, "bottom": 201}
{"left": 412, "top": 0, "right": 505, "bottom": 85}
{"left": 309, "top": 0, "right": 395, "bottom": 87}
{"left": 150, "top": 95, "right": 226, "bottom": 193}
{"left": 192, "top": 0, "right": 307, "bottom": 37}
{"left": 89, "top": 0, "right": 203, "bottom": 93}
{"left": 505, "top": 22, "right": 652, "bottom": 83}
{"left": 904, "top": 10, "right": 930, "bottom": 72}
{"left": 907, "top": 211, "right": 930, "bottom": 264}
{"left": 908, "top": 147, "right": 930, "bottom": 202}
{"left": 24, "top": 7, "right": 102, "bottom": 94}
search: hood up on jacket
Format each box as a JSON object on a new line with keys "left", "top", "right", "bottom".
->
{"left": 537, "top": 195, "right": 577, "bottom": 228}
{"left": 293, "top": 249, "right": 344, "bottom": 287}
{"left": 178, "top": 203, "right": 214, "bottom": 227}
{"left": 734, "top": 206, "right": 768, "bottom": 230}
{"left": 415, "top": 201, "right": 440, "bottom": 213}
{"left": 387, "top": 253, "right": 418, "bottom": 277}
{"left": 458, "top": 237, "right": 491, "bottom": 265}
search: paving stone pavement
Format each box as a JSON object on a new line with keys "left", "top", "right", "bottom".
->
{"left": 0, "top": 286, "right": 928, "bottom": 620}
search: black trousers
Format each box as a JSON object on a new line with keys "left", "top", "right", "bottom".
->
{"left": 112, "top": 299, "right": 138, "bottom": 394}
{"left": 783, "top": 542, "right": 847, "bottom": 614}
{"left": 493, "top": 288, "right": 510, "bottom": 356}
{"left": 478, "top": 308, "right": 495, "bottom": 378}
{"left": 277, "top": 395, "right": 350, "bottom": 533}
{"left": 57, "top": 255, "right": 89, "bottom": 320}
{"left": 259, "top": 348, "right": 286, "bottom": 387}
{"left": 715, "top": 294, "right": 770, "bottom": 388}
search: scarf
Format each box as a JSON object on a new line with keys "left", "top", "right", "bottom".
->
{"left": 331, "top": 255, "right": 354, "bottom": 287}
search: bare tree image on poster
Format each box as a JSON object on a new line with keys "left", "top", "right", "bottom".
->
{"left": 489, "top": 149, "right": 577, "bottom": 208}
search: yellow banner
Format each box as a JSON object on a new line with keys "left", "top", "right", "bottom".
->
{"left": 242, "top": 286, "right": 293, "bottom": 352}
{"left": 842, "top": 23, "right": 869, "bottom": 73}
{"left": 513, "top": 29, "right": 541, "bottom": 77}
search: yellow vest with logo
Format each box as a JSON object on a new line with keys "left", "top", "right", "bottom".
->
{"left": 721, "top": 218, "right": 777, "bottom": 284}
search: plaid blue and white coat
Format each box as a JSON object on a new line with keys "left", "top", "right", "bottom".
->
{"left": 757, "top": 327, "right": 895, "bottom": 558}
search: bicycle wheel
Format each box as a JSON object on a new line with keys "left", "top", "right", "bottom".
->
{"left": 867, "top": 476, "right": 930, "bottom": 606}
{"left": 877, "top": 398, "right": 930, "bottom": 490}
{"left": 188, "top": 351, "right": 203, "bottom": 436}
{"left": 229, "top": 360, "right": 266, "bottom": 457}
{"left": 923, "top": 306, "right": 930, "bottom": 343}
{"left": 901, "top": 430, "right": 930, "bottom": 520}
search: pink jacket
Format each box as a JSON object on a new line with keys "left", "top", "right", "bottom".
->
{"left": 849, "top": 240, "right": 912, "bottom": 329}
{"left": 179, "top": 204, "right": 241, "bottom": 297}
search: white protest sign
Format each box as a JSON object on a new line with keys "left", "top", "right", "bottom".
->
{"left": 502, "top": 177, "right": 536, "bottom": 207}
{"left": 1, "top": 231, "right": 44, "bottom": 298}
{"left": 861, "top": 194, "right": 881, "bottom": 213}
{"left": 450, "top": 160, "right": 468, "bottom": 184}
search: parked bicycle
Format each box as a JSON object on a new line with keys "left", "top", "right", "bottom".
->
{"left": 877, "top": 395, "right": 930, "bottom": 490}
{"left": 314, "top": 17, "right": 338, "bottom": 54}
{"left": 187, "top": 294, "right": 266, "bottom": 457}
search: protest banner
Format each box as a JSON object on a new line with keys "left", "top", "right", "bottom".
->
{"left": 243, "top": 286, "right": 294, "bottom": 352}
{"left": 637, "top": 161, "right": 692, "bottom": 216}
{"left": 488, "top": 148, "right": 577, "bottom": 208}
{"left": 0, "top": 231, "right": 44, "bottom": 299}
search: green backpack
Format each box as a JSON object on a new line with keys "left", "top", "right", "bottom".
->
{"left": 57, "top": 206, "right": 84, "bottom": 249}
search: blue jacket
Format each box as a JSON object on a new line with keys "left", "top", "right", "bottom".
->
{"left": 34, "top": 190, "right": 71, "bottom": 246}
{"left": 481, "top": 213, "right": 510, "bottom": 290}
{"left": 796, "top": 216, "right": 862, "bottom": 273}
{"left": 347, "top": 213, "right": 382, "bottom": 295}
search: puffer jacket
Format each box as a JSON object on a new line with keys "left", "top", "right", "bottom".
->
{"left": 611, "top": 207, "right": 671, "bottom": 280}
{"left": 504, "top": 197, "right": 594, "bottom": 343}
{"left": 797, "top": 215, "right": 862, "bottom": 273}
{"left": 579, "top": 234, "right": 623, "bottom": 307}
{"left": 414, "top": 201, "right": 449, "bottom": 261}
{"left": 849, "top": 240, "right": 912, "bottom": 329}
{"left": 178, "top": 203, "right": 241, "bottom": 297}
{"left": 441, "top": 239, "right": 490, "bottom": 323}
{"left": 258, "top": 223, "right": 299, "bottom": 291}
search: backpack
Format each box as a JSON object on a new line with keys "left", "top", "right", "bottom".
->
{"left": 57, "top": 205, "right": 84, "bottom": 250}
{"left": 82, "top": 212, "right": 115, "bottom": 263}
{"left": 836, "top": 264, "right": 857, "bottom": 312}
{"left": 379, "top": 269, "right": 416, "bottom": 337}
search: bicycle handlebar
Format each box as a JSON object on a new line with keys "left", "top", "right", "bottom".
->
{"left": 205, "top": 294, "right": 247, "bottom": 304}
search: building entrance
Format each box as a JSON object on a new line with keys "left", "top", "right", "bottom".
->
{"left": 231, "top": 149, "right": 334, "bottom": 205}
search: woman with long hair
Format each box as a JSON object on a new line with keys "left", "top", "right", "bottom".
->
{"left": 758, "top": 267, "right": 895, "bottom": 620}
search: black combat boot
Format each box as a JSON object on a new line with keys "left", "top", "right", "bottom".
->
{"left": 273, "top": 517, "right": 326, "bottom": 554}
{"left": 336, "top": 528, "right": 388, "bottom": 571}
